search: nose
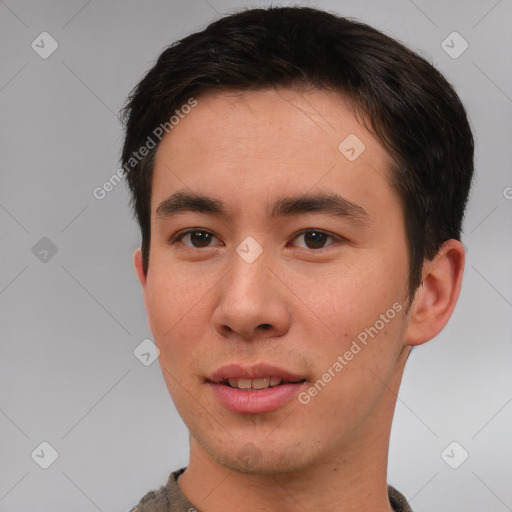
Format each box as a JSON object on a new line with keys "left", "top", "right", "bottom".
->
{"left": 212, "top": 251, "right": 292, "bottom": 341}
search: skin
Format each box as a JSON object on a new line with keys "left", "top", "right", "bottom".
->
{"left": 134, "top": 87, "right": 465, "bottom": 512}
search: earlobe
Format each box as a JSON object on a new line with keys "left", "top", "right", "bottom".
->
{"left": 404, "top": 239, "right": 465, "bottom": 346}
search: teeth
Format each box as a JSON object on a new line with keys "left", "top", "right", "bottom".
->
{"left": 270, "top": 376, "right": 282, "bottom": 386}
{"left": 227, "top": 376, "right": 284, "bottom": 390}
{"left": 236, "top": 378, "right": 252, "bottom": 389}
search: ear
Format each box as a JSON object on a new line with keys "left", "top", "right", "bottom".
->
{"left": 133, "top": 248, "right": 148, "bottom": 294}
{"left": 134, "top": 248, "right": 157, "bottom": 338}
{"left": 404, "top": 239, "right": 465, "bottom": 346}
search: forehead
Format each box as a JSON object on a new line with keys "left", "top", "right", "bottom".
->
{"left": 151, "top": 87, "right": 398, "bottom": 220}
{"left": 156, "top": 86, "right": 388, "bottom": 161}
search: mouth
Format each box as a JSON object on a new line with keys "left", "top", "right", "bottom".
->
{"left": 206, "top": 363, "right": 308, "bottom": 413}
{"left": 219, "top": 376, "right": 306, "bottom": 390}
{"left": 207, "top": 362, "right": 307, "bottom": 387}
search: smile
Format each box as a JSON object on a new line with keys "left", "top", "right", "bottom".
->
{"left": 224, "top": 376, "right": 305, "bottom": 390}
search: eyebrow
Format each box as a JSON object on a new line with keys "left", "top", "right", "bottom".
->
{"left": 155, "top": 190, "right": 369, "bottom": 225}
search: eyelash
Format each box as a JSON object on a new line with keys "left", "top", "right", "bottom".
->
{"left": 171, "top": 228, "right": 342, "bottom": 251}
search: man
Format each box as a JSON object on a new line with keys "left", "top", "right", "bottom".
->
{"left": 121, "top": 6, "right": 473, "bottom": 511}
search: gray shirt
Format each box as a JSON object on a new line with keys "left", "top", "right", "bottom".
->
{"left": 130, "top": 467, "right": 413, "bottom": 512}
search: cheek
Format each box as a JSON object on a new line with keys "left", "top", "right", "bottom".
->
{"left": 310, "top": 244, "right": 409, "bottom": 381}
{"left": 146, "top": 258, "right": 205, "bottom": 333}
{"left": 304, "top": 305, "right": 406, "bottom": 434}
{"left": 145, "top": 266, "right": 206, "bottom": 373}
{"left": 322, "top": 254, "right": 406, "bottom": 327}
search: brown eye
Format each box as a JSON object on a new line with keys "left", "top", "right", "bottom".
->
{"left": 292, "top": 230, "right": 337, "bottom": 250}
{"left": 304, "top": 231, "right": 328, "bottom": 249}
{"left": 176, "top": 230, "right": 219, "bottom": 248}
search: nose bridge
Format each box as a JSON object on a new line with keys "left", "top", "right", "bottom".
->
{"left": 212, "top": 246, "right": 291, "bottom": 340}
{"left": 224, "top": 249, "right": 273, "bottom": 311}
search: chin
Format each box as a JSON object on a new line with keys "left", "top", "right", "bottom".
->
{"left": 220, "top": 455, "right": 308, "bottom": 476}
{"left": 205, "top": 438, "right": 316, "bottom": 476}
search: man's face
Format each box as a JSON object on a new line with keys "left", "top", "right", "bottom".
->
{"left": 137, "top": 88, "right": 412, "bottom": 474}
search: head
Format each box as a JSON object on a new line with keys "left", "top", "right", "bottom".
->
{"left": 121, "top": 7, "right": 473, "bottom": 474}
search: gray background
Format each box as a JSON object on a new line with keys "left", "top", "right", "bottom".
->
{"left": 0, "top": 0, "right": 511, "bottom": 510}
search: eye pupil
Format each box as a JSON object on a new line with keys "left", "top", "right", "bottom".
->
{"left": 304, "top": 231, "right": 327, "bottom": 249}
{"left": 190, "top": 231, "right": 212, "bottom": 247}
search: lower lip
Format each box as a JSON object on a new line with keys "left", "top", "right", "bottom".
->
{"left": 209, "top": 382, "right": 307, "bottom": 414}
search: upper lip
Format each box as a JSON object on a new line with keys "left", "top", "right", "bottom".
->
{"left": 207, "top": 363, "right": 306, "bottom": 383}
